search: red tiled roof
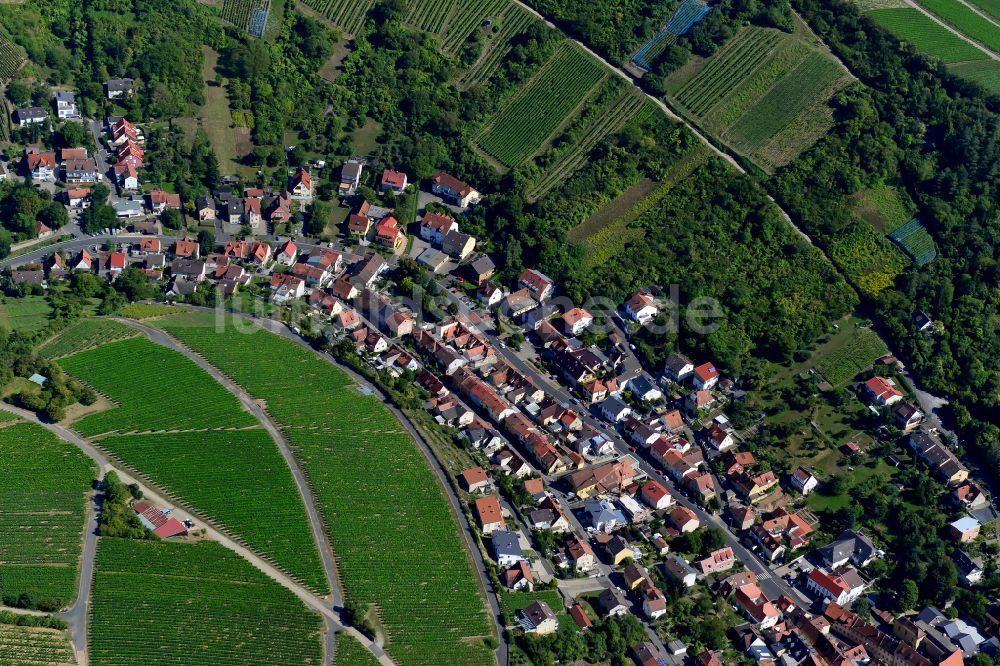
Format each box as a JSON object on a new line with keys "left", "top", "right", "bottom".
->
{"left": 420, "top": 212, "right": 456, "bottom": 235}
{"left": 432, "top": 171, "right": 474, "bottom": 197}
{"left": 382, "top": 169, "right": 407, "bottom": 188}
{"left": 694, "top": 362, "right": 718, "bottom": 382}
{"left": 174, "top": 240, "right": 198, "bottom": 257}
{"left": 474, "top": 495, "right": 504, "bottom": 527}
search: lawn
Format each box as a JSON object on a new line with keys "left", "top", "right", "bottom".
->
{"left": 89, "top": 539, "right": 323, "bottom": 666}
{"left": 0, "top": 422, "right": 96, "bottom": 609}
{"left": 350, "top": 118, "right": 383, "bottom": 155}
{"left": 813, "top": 325, "right": 889, "bottom": 386}
{"left": 58, "top": 336, "right": 257, "bottom": 436}
{"left": 37, "top": 319, "right": 139, "bottom": 360}
{"left": 0, "top": 295, "right": 51, "bottom": 333}
{"left": 176, "top": 46, "right": 248, "bottom": 175}
{"left": 0, "top": 622, "right": 75, "bottom": 665}
{"left": 155, "top": 313, "right": 495, "bottom": 666}
{"left": 808, "top": 458, "right": 897, "bottom": 512}
{"left": 851, "top": 183, "right": 915, "bottom": 233}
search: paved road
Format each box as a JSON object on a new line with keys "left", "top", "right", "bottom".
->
{"left": 0, "top": 404, "right": 394, "bottom": 666}
{"left": 113, "top": 320, "right": 344, "bottom": 607}
{"left": 438, "top": 285, "right": 808, "bottom": 604}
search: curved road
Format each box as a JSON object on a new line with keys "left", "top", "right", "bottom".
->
{"left": 0, "top": 405, "right": 394, "bottom": 666}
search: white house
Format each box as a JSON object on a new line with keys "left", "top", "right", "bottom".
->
{"left": 14, "top": 107, "right": 47, "bottom": 127}
{"left": 624, "top": 290, "right": 658, "bottom": 324}
{"left": 562, "top": 308, "right": 593, "bottom": 336}
{"left": 276, "top": 240, "right": 298, "bottom": 266}
{"left": 599, "top": 397, "right": 631, "bottom": 423}
{"left": 806, "top": 568, "right": 866, "bottom": 606}
{"left": 790, "top": 467, "right": 818, "bottom": 495}
{"left": 54, "top": 91, "right": 80, "bottom": 119}
{"left": 692, "top": 362, "right": 719, "bottom": 390}
{"left": 431, "top": 171, "right": 481, "bottom": 207}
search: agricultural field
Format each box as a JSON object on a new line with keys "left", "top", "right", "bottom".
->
{"left": 58, "top": 336, "right": 257, "bottom": 436}
{"left": 828, "top": 222, "right": 908, "bottom": 296}
{"left": 0, "top": 422, "right": 96, "bottom": 609}
{"left": 475, "top": 43, "right": 606, "bottom": 167}
{"left": 666, "top": 25, "right": 852, "bottom": 172}
{"left": 950, "top": 59, "right": 1000, "bottom": 94}
{"left": 96, "top": 430, "right": 327, "bottom": 593}
{"left": 889, "top": 218, "right": 938, "bottom": 265}
{"left": 812, "top": 325, "right": 890, "bottom": 386}
{"left": 850, "top": 183, "right": 915, "bottom": 233}
{"left": 0, "top": 28, "right": 25, "bottom": 81}
{"left": 297, "top": 0, "right": 377, "bottom": 36}
{"left": 0, "top": 295, "right": 52, "bottom": 333}
{"left": 156, "top": 313, "right": 495, "bottom": 666}
{"left": 119, "top": 303, "right": 187, "bottom": 319}
{"left": 220, "top": 0, "right": 271, "bottom": 35}
{"left": 527, "top": 89, "right": 653, "bottom": 200}
{"left": 865, "top": 8, "right": 988, "bottom": 63}
{"left": 335, "top": 636, "right": 381, "bottom": 666}
{"left": 0, "top": 623, "right": 75, "bottom": 666}
{"left": 437, "top": 0, "right": 521, "bottom": 54}
{"left": 969, "top": 0, "right": 1000, "bottom": 21}
{"left": 913, "top": 0, "right": 1000, "bottom": 53}
{"left": 405, "top": 0, "right": 459, "bottom": 35}
{"left": 37, "top": 319, "right": 139, "bottom": 360}
{"left": 89, "top": 538, "right": 323, "bottom": 666}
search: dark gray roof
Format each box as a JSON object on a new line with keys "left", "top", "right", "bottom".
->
{"left": 818, "top": 529, "right": 876, "bottom": 567}
{"left": 15, "top": 106, "right": 47, "bottom": 121}
{"left": 664, "top": 352, "right": 692, "bottom": 376}
{"left": 469, "top": 255, "right": 495, "bottom": 275}
{"left": 490, "top": 530, "right": 521, "bottom": 557}
{"left": 105, "top": 78, "right": 134, "bottom": 91}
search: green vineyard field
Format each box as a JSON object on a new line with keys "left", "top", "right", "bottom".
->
{"left": 58, "top": 337, "right": 257, "bottom": 436}
{"left": 476, "top": 44, "right": 605, "bottom": 166}
{"left": 0, "top": 422, "right": 96, "bottom": 609}
{"left": 97, "top": 429, "right": 327, "bottom": 593}
{"left": 0, "top": 623, "right": 75, "bottom": 666}
{"left": 37, "top": 319, "right": 139, "bottom": 360}
{"left": 866, "top": 8, "right": 988, "bottom": 63}
{"left": 156, "top": 313, "right": 494, "bottom": 666}
{"left": 89, "top": 539, "right": 323, "bottom": 666}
